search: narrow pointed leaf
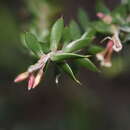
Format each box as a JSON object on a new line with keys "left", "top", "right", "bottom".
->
{"left": 62, "top": 26, "right": 71, "bottom": 48}
{"left": 74, "top": 58, "right": 99, "bottom": 72}
{"left": 58, "top": 62, "right": 81, "bottom": 84}
{"left": 93, "top": 21, "right": 111, "bottom": 33}
{"left": 25, "top": 32, "right": 43, "bottom": 56}
{"left": 78, "top": 8, "right": 89, "bottom": 31}
{"left": 88, "top": 45, "right": 104, "bottom": 54}
{"left": 63, "top": 29, "right": 95, "bottom": 53}
{"left": 69, "top": 20, "right": 81, "bottom": 40}
{"left": 63, "top": 39, "right": 87, "bottom": 53}
{"left": 50, "top": 18, "right": 64, "bottom": 51}
{"left": 51, "top": 52, "right": 87, "bottom": 61}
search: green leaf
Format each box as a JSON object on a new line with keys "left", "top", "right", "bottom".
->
{"left": 63, "top": 26, "right": 71, "bottom": 42}
{"left": 78, "top": 8, "right": 89, "bottom": 31}
{"left": 96, "top": 0, "right": 110, "bottom": 14}
{"left": 39, "top": 41, "right": 50, "bottom": 54}
{"left": 88, "top": 45, "right": 104, "bottom": 54}
{"left": 50, "top": 18, "right": 64, "bottom": 51}
{"left": 25, "top": 32, "right": 43, "bottom": 56}
{"left": 74, "top": 58, "right": 99, "bottom": 72}
{"left": 112, "top": 4, "right": 127, "bottom": 17}
{"left": 58, "top": 62, "right": 81, "bottom": 84}
{"left": 69, "top": 20, "right": 81, "bottom": 40}
{"left": 93, "top": 21, "right": 111, "bottom": 33}
{"left": 63, "top": 29, "right": 95, "bottom": 53}
{"left": 51, "top": 52, "right": 88, "bottom": 61}
{"left": 128, "top": 0, "right": 130, "bottom": 12}
{"left": 62, "top": 26, "right": 71, "bottom": 48}
{"left": 112, "top": 4, "right": 127, "bottom": 24}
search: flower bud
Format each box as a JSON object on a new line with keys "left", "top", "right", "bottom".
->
{"left": 33, "top": 69, "right": 43, "bottom": 89}
{"left": 28, "top": 74, "right": 35, "bottom": 90}
{"left": 14, "top": 72, "right": 29, "bottom": 83}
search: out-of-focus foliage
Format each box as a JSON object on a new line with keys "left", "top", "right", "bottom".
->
{"left": 0, "top": 5, "right": 32, "bottom": 73}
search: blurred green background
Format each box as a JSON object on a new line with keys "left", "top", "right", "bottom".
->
{"left": 0, "top": 0, "right": 130, "bottom": 130}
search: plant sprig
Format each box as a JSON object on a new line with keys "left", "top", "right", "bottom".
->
{"left": 15, "top": 0, "right": 130, "bottom": 90}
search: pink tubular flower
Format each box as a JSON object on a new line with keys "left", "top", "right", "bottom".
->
{"left": 97, "top": 12, "right": 112, "bottom": 24}
{"left": 96, "top": 40, "right": 114, "bottom": 67}
{"left": 97, "top": 12, "right": 123, "bottom": 52}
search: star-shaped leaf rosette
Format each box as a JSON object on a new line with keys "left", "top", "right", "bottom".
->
{"left": 14, "top": 18, "right": 98, "bottom": 90}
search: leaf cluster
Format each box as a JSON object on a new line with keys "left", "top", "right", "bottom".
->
{"left": 20, "top": 0, "right": 130, "bottom": 85}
